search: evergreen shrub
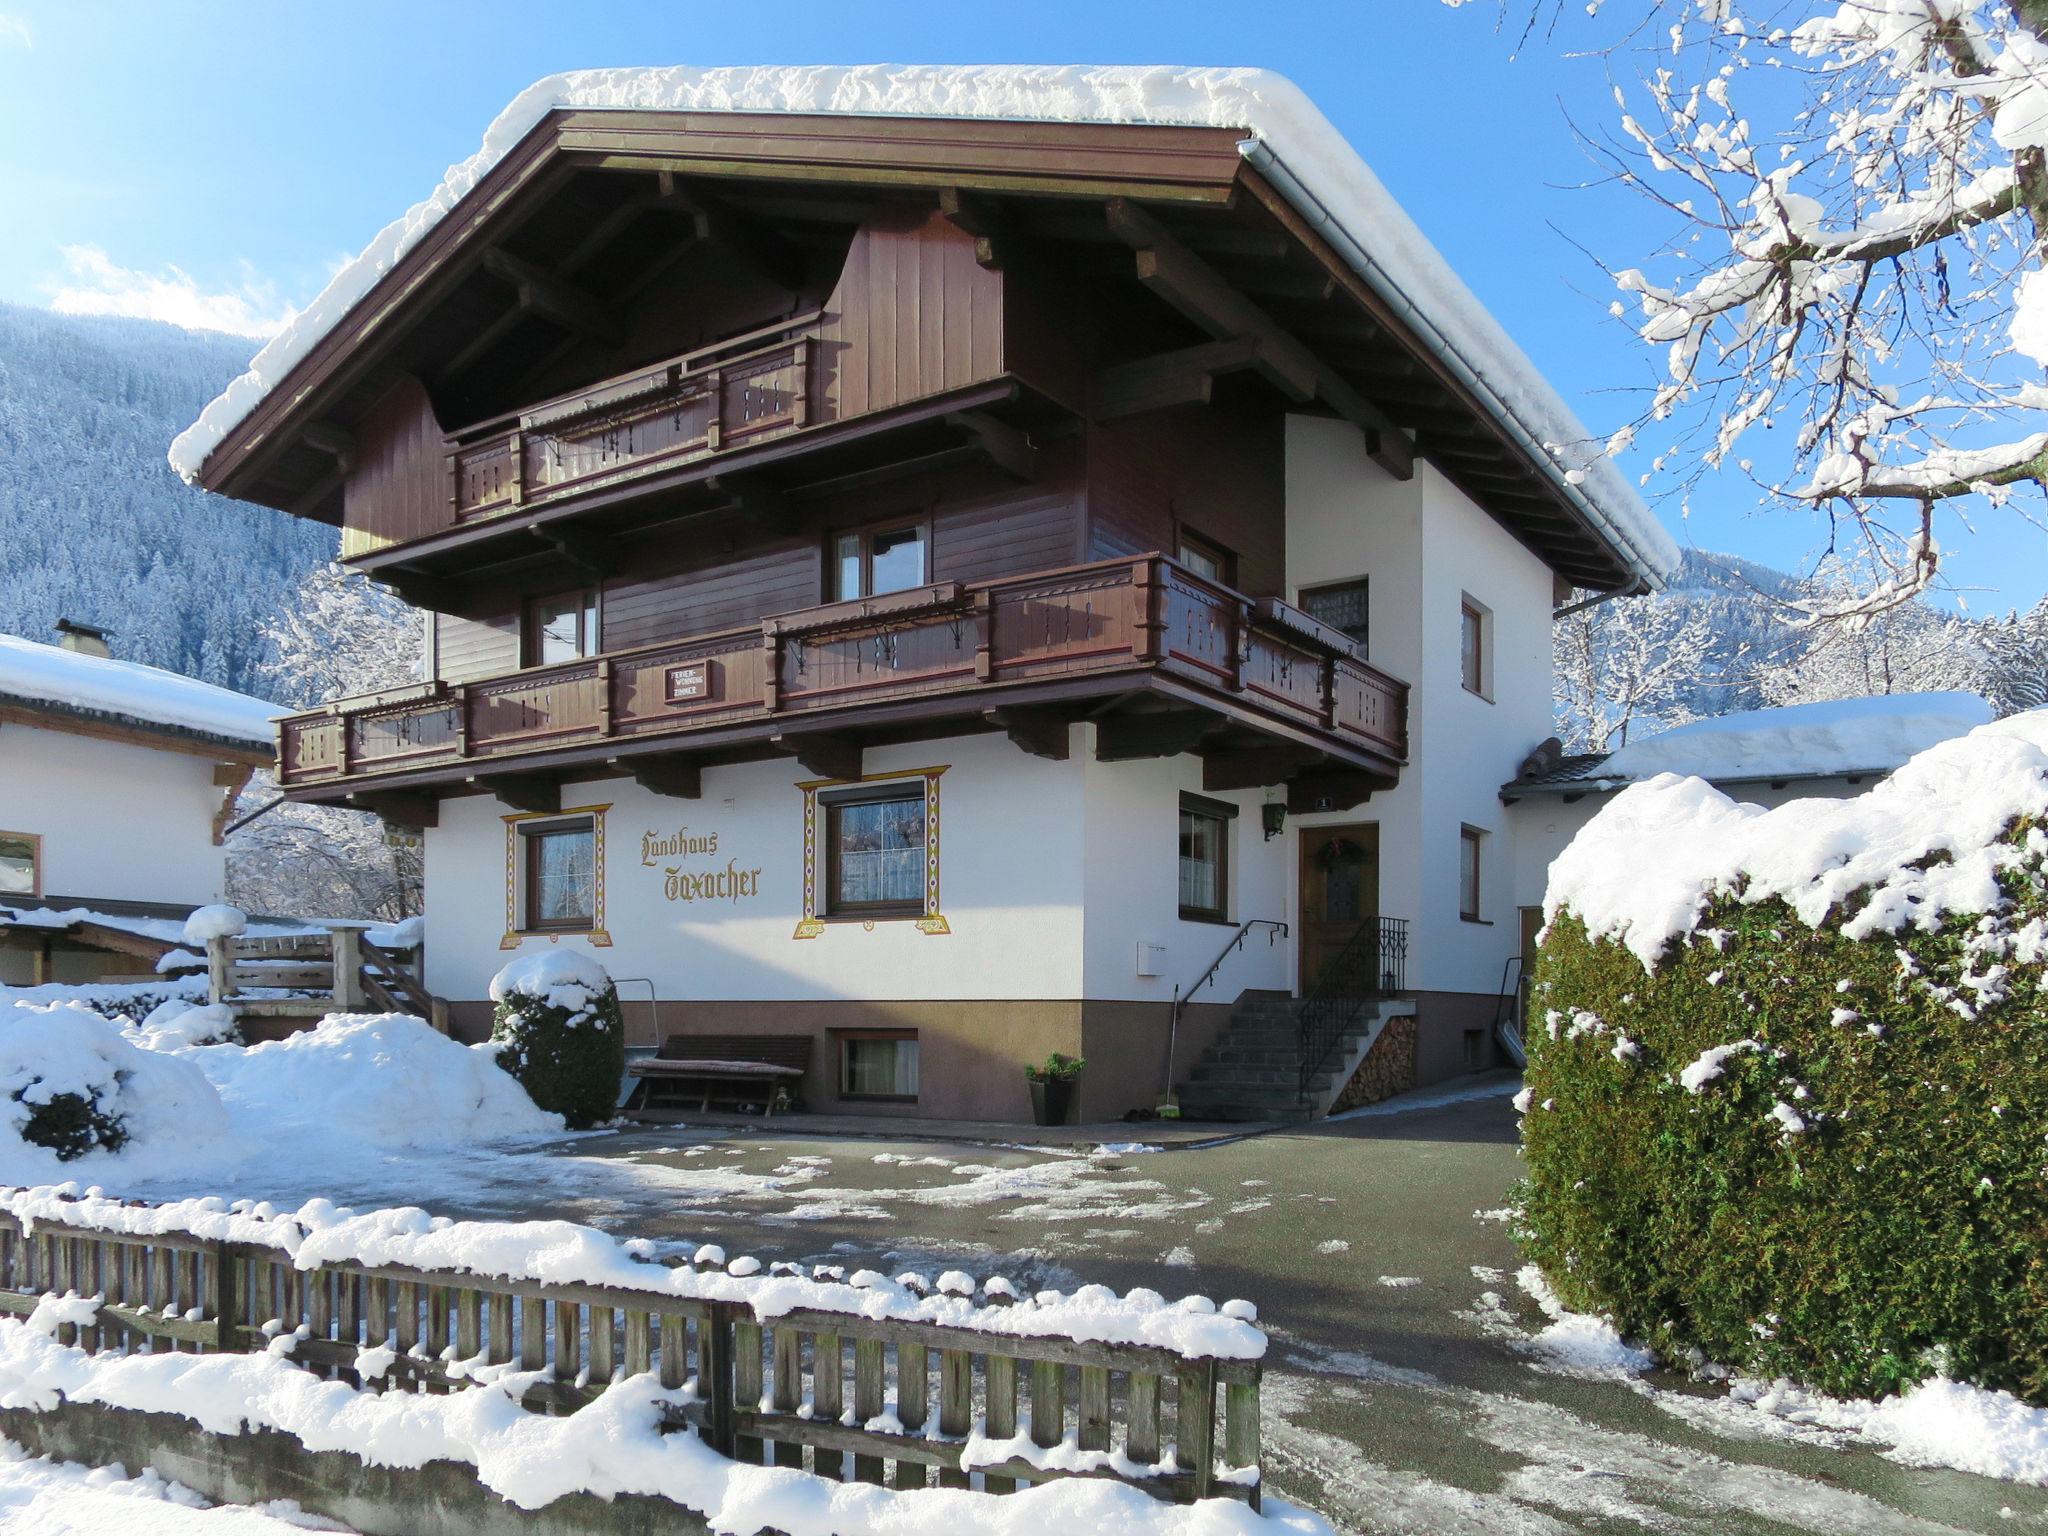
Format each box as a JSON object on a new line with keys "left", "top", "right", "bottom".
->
{"left": 489, "top": 954, "right": 626, "bottom": 1130}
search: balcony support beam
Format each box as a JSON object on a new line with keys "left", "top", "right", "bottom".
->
{"left": 1094, "top": 711, "right": 1217, "bottom": 763}
{"left": 1092, "top": 337, "right": 1262, "bottom": 423}
{"left": 944, "top": 410, "right": 1037, "bottom": 483}
{"left": 938, "top": 187, "right": 1012, "bottom": 270}
{"left": 1202, "top": 745, "right": 1324, "bottom": 793}
{"left": 984, "top": 707, "right": 1069, "bottom": 762}
{"left": 775, "top": 731, "right": 863, "bottom": 782}
{"left": 531, "top": 523, "right": 616, "bottom": 577}
{"left": 623, "top": 756, "right": 702, "bottom": 800}
{"left": 473, "top": 773, "right": 560, "bottom": 815}
{"left": 1104, "top": 198, "right": 1413, "bottom": 481}
{"left": 1286, "top": 772, "right": 1383, "bottom": 816}
{"left": 346, "top": 791, "right": 439, "bottom": 830}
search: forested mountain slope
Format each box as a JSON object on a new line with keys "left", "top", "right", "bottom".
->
{"left": 0, "top": 303, "right": 335, "bottom": 699}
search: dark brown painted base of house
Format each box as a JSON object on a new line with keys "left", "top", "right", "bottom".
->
{"left": 443, "top": 989, "right": 1512, "bottom": 1125}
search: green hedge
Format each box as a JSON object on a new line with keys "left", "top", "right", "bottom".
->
{"left": 1520, "top": 817, "right": 2048, "bottom": 1403}
{"left": 490, "top": 981, "right": 626, "bottom": 1131}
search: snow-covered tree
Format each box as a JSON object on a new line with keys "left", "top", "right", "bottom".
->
{"left": 1469, "top": 0, "right": 2048, "bottom": 619}
{"left": 1554, "top": 584, "right": 1729, "bottom": 750}
{"left": 1974, "top": 594, "right": 2048, "bottom": 712}
{"left": 228, "top": 562, "right": 426, "bottom": 920}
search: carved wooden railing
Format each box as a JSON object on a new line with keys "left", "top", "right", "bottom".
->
{"left": 0, "top": 1192, "right": 1264, "bottom": 1505}
{"left": 277, "top": 556, "right": 1409, "bottom": 789}
{"left": 446, "top": 311, "right": 823, "bottom": 522}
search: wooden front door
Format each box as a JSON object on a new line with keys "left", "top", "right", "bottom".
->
{"left": 1298, "top": 824, "right": 1380, "bottom": 993}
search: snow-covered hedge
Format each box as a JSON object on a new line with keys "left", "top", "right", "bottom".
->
{"left": 1520, "top": 711, "right": 2048, "bottom": 1402}
{"left": 489, "top": 950, "right": 624, "bottom": 1130}
{"left": 0, "top": 1002, "right": 226, "bottom": 1164}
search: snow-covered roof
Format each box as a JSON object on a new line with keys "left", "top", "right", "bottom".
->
{"left": 1512, "top": 692, "right": 1996, "bottom": 796}
{"left": 168, "top": 64, "right": 1678, "bottom": 589}
{"left": 0, "top": 632, "right": 279, "bottom": 751}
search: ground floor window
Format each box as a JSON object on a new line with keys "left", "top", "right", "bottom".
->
{"left": 1179, "top": 793, "right": 1237, "bottom": 923}
{"left": 795, "top": 767, "right": 950, "bottom": 938}
{"left": 839, "top": 1031, "right": 919, "bottom": 1101}
{"left": 502, "top": 804, "right": 612, "bottom": 947}
{"left": 0, "top": 831, "right": 38, "bottom": 897}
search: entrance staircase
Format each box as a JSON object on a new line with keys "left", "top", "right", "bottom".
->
{"left": 205, "top": 925, "right": 448, "bottom": 1034}
{"left": 1177, "top": 993, "right": 1415, "bottom": 1123}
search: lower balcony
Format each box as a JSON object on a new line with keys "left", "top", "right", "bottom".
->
{"left": 276, "top": 555, "right": 1408, "bottom": 822}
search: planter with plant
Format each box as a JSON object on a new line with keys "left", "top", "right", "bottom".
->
{"left": 1025, "top": 1052, "right": 1085, "bottom": 1126}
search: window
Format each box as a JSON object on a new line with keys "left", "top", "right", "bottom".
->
{"left": 523, "top": 589, "right": 598, "bottom": 668}
{"left": 839, "top": 1032, "right": 920, "bottom": 1101}
{"left": 1300, "top": 578, "right": 1371, "bottom": 654}
{"left": 831, "top": 523, "right": 927, "bottom": 601}
{"left": 1178, "top": 793, "right": 1237, "bottom": 923}
{"left": 1459, "top": 596, "right": 1490, "bottom": 698}
{"left": 1459, "top": 825, "right": 1485, "bottom": 923}
{"left": 824, "top": 785, "right": 927, "bottom": 917}
{"left": 1176, "top": 530, "right": 1230, "bottom": 585}
{"left": 522, "top": 817, "right": 597, "bottom": 931}
{"left": 0, "top": 831, "right": 39, "bottom": 897}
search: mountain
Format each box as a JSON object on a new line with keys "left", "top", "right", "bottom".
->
{"left": 0, "top": 303, "right": 336, "bottom": 700}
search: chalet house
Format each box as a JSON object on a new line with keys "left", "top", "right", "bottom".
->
{"left": 176, "top": 66, "right": 1677, "bottom": 1123}
{"left": 0, "top": 623, "right": 276, "bottom": 985}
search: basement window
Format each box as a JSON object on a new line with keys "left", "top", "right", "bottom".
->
{"left": 839, "top": 1030, "right": 920, "bottom": 1102}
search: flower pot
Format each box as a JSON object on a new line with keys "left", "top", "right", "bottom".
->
{"left": 1029, "top": 1075, "right": 1078, "bottom": 1126}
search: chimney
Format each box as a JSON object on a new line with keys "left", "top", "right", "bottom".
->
{"left": 53, "top": 618, "right": 111, "bottom": 658}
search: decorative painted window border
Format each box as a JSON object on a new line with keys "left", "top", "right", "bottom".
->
{"left": 794, "top": 766, "right": 949, "bottom": 939}
{"left": 500, "top": 803, "right": 613, "bottom": 949}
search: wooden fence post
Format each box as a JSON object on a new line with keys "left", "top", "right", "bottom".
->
{"left": 703, "top": 1304, "right": 737, "bottom": 1458}
{"left": 329, "top": 926, "right": 365, "bottom": 1011}
{"left": 206, "top": 936, "right": 231, "bottom": 1006}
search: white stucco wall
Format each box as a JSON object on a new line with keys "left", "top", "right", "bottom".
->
{"left": 1, "top": 724, "right": 230, "bottom": 907}
{"left": 1285, "top": 414, "right": 1555, "bottom": 998}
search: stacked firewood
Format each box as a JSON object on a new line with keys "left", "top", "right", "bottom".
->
{"left": 1329, "top": 1015, "right": 1417, "bottom": 1112}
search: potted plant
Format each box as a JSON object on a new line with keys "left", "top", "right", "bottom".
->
{"left": 1025, "top": 1052, "right": 1085, "bottom": 1126}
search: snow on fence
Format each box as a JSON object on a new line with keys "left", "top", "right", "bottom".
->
{"left": 0, "top": 1189, "right": 1264, "bottom": 1506}
{"left": 205, "top": 927, "right": 446, "bottom": 1032}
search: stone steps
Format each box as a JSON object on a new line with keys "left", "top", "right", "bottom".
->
{"left": 1176, "top": 992, "right": 1412, "bottom": 1122}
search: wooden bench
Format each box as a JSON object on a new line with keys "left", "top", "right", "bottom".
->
{"left": 626, "top": 1034, "right": 813, "bottom": 1115}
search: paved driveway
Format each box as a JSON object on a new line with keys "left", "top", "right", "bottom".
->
{"left": 208, "top": 1077, "right": 2048, "bottom": 1534}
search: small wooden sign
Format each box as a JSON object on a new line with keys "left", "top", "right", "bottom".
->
{"left": 665, "top": 661, "right": 710, "bottom": 703}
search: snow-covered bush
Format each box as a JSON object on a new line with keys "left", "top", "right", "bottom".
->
{"left": 0, "top": 1001, "right": 227, "bottom": 1164}
{"left": 488, "top": 950, "right": 623, "bottom": 1131}
{"left": 1521, "top": 711, "right": 2048, "bottom": 1402}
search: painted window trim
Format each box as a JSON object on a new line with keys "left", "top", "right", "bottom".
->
{"left": 501, "top": 804, "right": 613, "bottom": 948}
{"left": 0, "top": 829, "right": 42, "bottom": 900}
{"left": 794, "top": 766, "right": 949, "bottom": 938}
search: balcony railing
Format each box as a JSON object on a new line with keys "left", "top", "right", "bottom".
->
{"left": 276, "top": 556, "right": 1409, "bottom": 791}
{"left": 445, "top": 311, "right": 824, "bottom": 523}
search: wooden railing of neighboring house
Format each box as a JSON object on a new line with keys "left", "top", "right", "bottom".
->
{"left": 446, "top": 312, "right": 822, "bottom": 524}
{"left": 276, "top": 554, "right": 1408, "bottom": 791}
{"left": 205, "top": 927, "right": 447, "bottom": 1033}
{"left": 0, "top": 1194, "right": 1264, "bottom": 1506}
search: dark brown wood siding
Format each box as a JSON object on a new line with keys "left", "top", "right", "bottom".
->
{"left": 1084, "top": 402, "right": 1286, "bottom": 598}
{"left": 600, "top": 530, "right": 821, "bottom": 651}
{"left": 341, "top": 376, "right": 447, "bottom": 557}
{"left": 433, "top": 610, "right": 520, "bottom": 683}
{"left": 813, "top": 206, "right": 1005, "bottom": 422}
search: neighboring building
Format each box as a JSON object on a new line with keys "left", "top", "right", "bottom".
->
{"left": 0, "top": 623, "right": 278, "bottom": 985}
{"left": 1503, "top": 691, "right": 1997, "bottom": 974}
{"left": 175, "top": 66, "right": 1677, "bottom": 1122}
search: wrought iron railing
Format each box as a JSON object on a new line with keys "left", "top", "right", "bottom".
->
{"left": 1295, "top": 915, "right": 1409, "bottom": 1103}
{"left": 1165, "top": 919, "right": 1288, "bottom": 1101}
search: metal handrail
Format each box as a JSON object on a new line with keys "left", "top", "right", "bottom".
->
{"left": 1295, "top": 915, "right": 1409, "bottom": 1102}
{"left": 1164, "top": 919, "right": 1289, "bottom": 1101}
{"left": 1493, "top": 953, "right": 1528, "bottom": 1068}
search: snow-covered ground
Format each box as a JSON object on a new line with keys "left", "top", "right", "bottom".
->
{"left": 0, "top": 1441, "right": 345, "bottom": 1532}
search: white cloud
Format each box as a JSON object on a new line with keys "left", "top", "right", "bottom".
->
{"left": 47, "top": 245, "right": 299, "bottom": 339}
{"left": 0, "top": 15, "right": 31, "bottom": 48}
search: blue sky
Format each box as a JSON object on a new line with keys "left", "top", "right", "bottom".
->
{"left": 2, "top": 0, "right": 2042, "bottom": 611}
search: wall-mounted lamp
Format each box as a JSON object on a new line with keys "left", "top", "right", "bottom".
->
{"left": 1261, "top": 802, "right": 1287, "bottom": 841}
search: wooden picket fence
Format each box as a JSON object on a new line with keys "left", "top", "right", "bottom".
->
{"left": 0, "top": 1201, "right": 1262, "bottom": 1506}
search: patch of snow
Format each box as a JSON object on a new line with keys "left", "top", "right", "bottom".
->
{"left": 1512, "top": 1266, "right": 1656, "bottom": 1381}
{"left": 488, "top": 947, "right": 611, "bottom": 1012}
{"left": 0, "top": 633, "right": 277, "bottom": 749}
{"left": 180, "top": 906, "right": 247, "bottom": 945}
{"left": 1679, "top": 1040, "right": 1760, "bottom": 1093}
{"left": 1315, "top": 1239, "right": 1351, "bottom": 1255}
{"left": 1376, "top": 1276, "right": 1422, "bottom": 1289}
{"left": 363, "top": 916, "right": 424, "bottom": 951}
{"left": 0, "top": 1439, "right": 348, "bottom": 1532}
{"left": 1592, "top": 692, "right": 1991, "bottom": 787}
{"left": 1727, "top": 1375, "right": 2048, "bottom": 1484}
{"left": 167, "top": 65, "right": 1672, "bottom": 589}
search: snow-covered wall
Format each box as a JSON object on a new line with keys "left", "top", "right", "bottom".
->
{"left": 2, "top": 724, "right": 230, "bottom": 908}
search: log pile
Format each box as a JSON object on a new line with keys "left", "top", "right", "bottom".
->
{"left": 1328, "top": 1014, "right": 1416, "bottom": 1112}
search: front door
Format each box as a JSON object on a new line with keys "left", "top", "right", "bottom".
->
{"left": 1298, "top": 823, "right": 1380, "bottom": 993}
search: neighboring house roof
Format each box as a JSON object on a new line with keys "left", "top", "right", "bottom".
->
{"left": 168, "top": 64, "right": 1678, "bottom": 591}
{"left": 1504, "top": 692, "right": 1997, "bottom": 800}
{"left": 0, "top": 632, "right": 280, "bottom": 757}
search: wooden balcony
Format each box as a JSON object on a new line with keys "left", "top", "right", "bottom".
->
{"left": 276, "top": 556, "right": 1408, "bottom": 812}
{"left": 446, "top": 312, "right": 823, "bottom": 525}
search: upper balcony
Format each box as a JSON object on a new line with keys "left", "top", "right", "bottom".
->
{"left": 275, "top": 555, "right": 1408, "bottom": 822}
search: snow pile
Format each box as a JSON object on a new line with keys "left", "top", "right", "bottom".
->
{"left": 0, "top": 1185, "right": 1267, "bottom": 1362}
{"left": 1512, "top": 1265, "right": 1655, "bottom": 1380}
{"left": 0, "top": 1439, "right": 337, "bottom": 1533}
{"left": 167, "top": 65, "right": 1673, "bottom": 588}
{"left": 0, "top": 1001, "right": 230, "bottom": 1178}
{"left": 0, "top": 632, "right": 277, "bottom": 748}
{"left": 180, "top": 905, "right": 247, "bottom": 945}
{"left": 489, "top": 947, "right": 611, "bottom": 1013}
{"left": 1594, "top": 692, "right": 1992, "bottom": 786}
{"left": 201, "top": 1014, "right": 560, "bottom": 1151}
{"left": 126, "top": 1001, "right": 238, "bottom": 1052}
{"left": 1547, "top": 708, "right": 2048, "bottom": 968}
{"left": 365, "top": 915, "right": 424, "bottom": 950}
{"left": 1731, "top": 1375, "right": 2048, "bottom": 1484}
{"left": 0, "top": 1325, "right": 1322, "bottom": 1535}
